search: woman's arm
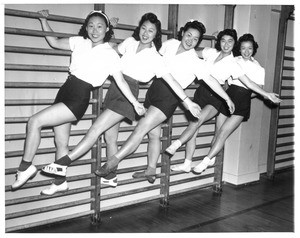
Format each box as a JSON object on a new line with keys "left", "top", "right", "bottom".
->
{"left": 202, "top": 75, "right": 235, "bottom": 114}
{"left": 238, "top": 75, "right": 282, "bottom": 104}
{"left": 112, "top": 71, "right": 146, "bottom": 116}
{"left": 161, "top": 74, "right": 201, "bottom": 118}
{"left": 38, "top": 10, "right": 70, "bottom": 50}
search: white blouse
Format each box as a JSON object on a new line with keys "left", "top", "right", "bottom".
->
{"left": 159, "top": 39, "right": 209, "bottom": 89}
{"left": 228, "top": 56, "right": 265, "bottom": 89}
{"left": 118, "top": 37, "right": 167, "bottom": 83}
{"left": 69, "top": 36, "right": 121, "bottom": 87}
{"left": 202, "top": 47, "right": 244, "bottom": 85}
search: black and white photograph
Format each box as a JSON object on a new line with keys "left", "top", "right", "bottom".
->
{"left": 2, "top": 0, "right": 297, "bottom": 236}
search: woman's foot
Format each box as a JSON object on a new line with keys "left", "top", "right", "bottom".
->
{"left": 41, "top": 181, "right": 69, "bottom": 195}
{"left": 11, "top": 165, "right": 38, "bottom": 190}
{"left": 42, "top": 163, "right": 67, "bottom": 176}
{"left": 132, "top": 171, "right": 156, "bottom": 184}
{"left": 165, "top": 140, "right": 182, "bottom": 155}
{"left": 192, "top": 157, "right": 216, "bottom": 175}
{"left": 95, "top": 163, "right": 117, "bottom": 178}
{"left": 170, "top": 159, "right": 192, "bottom": 173}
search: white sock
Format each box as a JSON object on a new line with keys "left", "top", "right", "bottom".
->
{"left": 166, "top": 139, "right": 182, "bottom": 155}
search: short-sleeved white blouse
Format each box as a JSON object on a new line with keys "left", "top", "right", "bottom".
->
{"left": 118, "top": 37, "right": 167, "bottom": 83}
{"left": 159, "top": 39, "right": 209, "bottom": 89}
{"left": 202, "top": 47, "right": 244, "bottom": 85}
{"left": 228, "top": 56, "right": 265, "bottom": 89}
{"left": 69, "top": 36, "right": 122, "bottom": 87}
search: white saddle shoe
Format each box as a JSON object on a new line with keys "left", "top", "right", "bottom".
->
{"left": 101, "top": 177, "right": 118, "bottom": 187}
{"left": 42, "top": 163, "right": 67, "bottom": 176}
{"left": 192, "top": 157, "right": 216, "bottom": 175}
{"left": 11, "top": 165, "right": 38, "bottom": 190}
{"left": 171, "top": 163, "right": 191, "bottom": 173}
{"left": 41, "top": 181, "right": 69, "bottom": 195}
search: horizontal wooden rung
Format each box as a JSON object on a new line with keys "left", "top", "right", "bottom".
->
{"left": 276, "top": 132, "right": 294, "bottom": 138}
{"left": 6, "top": 198, "right": 94, "bottom": 220}
{"left": 100, "top": 183, "right": 162, "bottom": 201}
{"left": 5, "top": 45, "right": 71, "bottom": 56}
{"left": 5, "top": 63, "right": 68, "bottom": 72}
{"left": 5, "top": 114, "right": 97, "bottom": 123}
{"left": 278, "top": 114, "right": 294, "bottom": 119}
{"left": 5, "top": 186, "right": 95, "bottom": 206}
{"left": 5, "top": 98, "right": 97, "bottom": 106}
{"left": 275, "top": 157, "right": 294, "bottom": 164}
{"left": 275, "top": 149, "right": 294, "bottom": 156}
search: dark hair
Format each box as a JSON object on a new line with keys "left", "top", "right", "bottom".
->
{"left": 177, "top": 20, "right": 206, "bottom": 49}
{"left": 215, "top": 28, "right": 238, "bottom": 55}
{"left": 236, "top": 33, "right": 259, "bottom": 57}
{"left": 132, "top": 12, "right": 162, "bottom": 51}
{"left": 78, "top": 11, "right": 114, "bottom": 42}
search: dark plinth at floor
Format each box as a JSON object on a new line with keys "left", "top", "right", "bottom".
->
{"left": 16, "top": 169, "right": 294, "bottom": 233}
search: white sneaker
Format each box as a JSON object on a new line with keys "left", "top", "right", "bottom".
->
{"left": 11, "top": 165, "right": 38, "bottom": 190}
{"left": 100, "top": 177, "right": 118, "bottom": 187}
{"left": 41, "top": 181, "right": 69, "bottom": 195}
{"left": 171, "top": 163, "right": 191, "bottom": 173}
{"left": 165, "top": 140, "right": 182, "bottom": 155}
{"left": 192, "top": 157, "right": 216, "bottom": 175}
{"left": 42, "top": 163, "right": 67, "bottom": 176}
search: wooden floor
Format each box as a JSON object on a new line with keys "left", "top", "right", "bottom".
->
{"left": 18, "top": 169, "right": 294, "bottom": 233}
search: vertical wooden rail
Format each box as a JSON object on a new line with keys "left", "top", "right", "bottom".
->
{"left": 90, "top": 87, "right": 103, "bottom": 224}
{"left": 224, "top": 5, "right": 236, "bottom": 29}
{"left": 159, "top": 4, "right": 178, "bottom": 207}
{"left": 212, "top": 4, "right": 235, "bottom": 194}
{"left": 267, "top": 5, "right": 294, "bottom": 179}
{"left": 90, "top": 3, "right": 105, "bottom": 224}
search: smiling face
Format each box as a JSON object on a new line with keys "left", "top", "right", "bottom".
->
{"left": 220, "top": 35, "right": 235, "bottom": 55}
{"left": 181, "top": 28, "right": 200, "bottom": 51}
{"left": 240, "top": 41, "right": 254, "bottom": 61}
{"left": 139, "top": 20, "right": 157, "bottom": 47}
{"left": 86, "top": 16, "right": 108, "bottom": 47}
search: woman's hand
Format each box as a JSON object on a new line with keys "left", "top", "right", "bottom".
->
{"left": 38, "top": 10, "right": 49, "bottom": 20}
{"left": 109, "top": 17, "right": 119, "bottom": 27}
{"left": 183, "top": 98, "right": 201, "bottom": 119}
{"left": 132, "top": 101, "right": 146, "bottom": 116}
{"left": 266, "top": 93, "right": 282, "bottom": 104}
{"left": 226, "top": 98, "right": 235, "bottom": 114}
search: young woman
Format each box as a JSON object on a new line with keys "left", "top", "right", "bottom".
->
{"left": 94, "top": 21, "right": 235, "bottom": 183}
{"left": 191, "top": 33, "right": 282, "bottom": 174}
{"left": 11, "top": 10, "right": 144, "bottom": 191}
{"left": 40, "top": 13, "right": 170, "bottom": 194}
{"left": 166, "top": 30, "right": 281, "bottom": 174}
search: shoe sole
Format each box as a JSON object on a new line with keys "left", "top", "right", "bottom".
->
{"left": 41, "top": 187, "right": 69, "bottom": 196}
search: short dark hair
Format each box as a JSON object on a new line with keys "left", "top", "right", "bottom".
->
{"left": 132, "top": 12, "right": 162, "bottom": 51}
{"left": 215, "top": 28, "right": 238, "bottom": 54}
{"left": 177, "top": 20, "right": 206, "bottom": 49}
{"left": 78, "top": 11, "right": 114, "bottom": 42}
{"left": 236, "top": 33, "right": 259, "bottom": 57}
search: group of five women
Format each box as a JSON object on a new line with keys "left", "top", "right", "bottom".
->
{"left": 11, "top": 9, "right": 281, "bottom": 196}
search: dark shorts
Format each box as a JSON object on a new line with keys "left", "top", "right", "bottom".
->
{"left": 219, "top": 85, "right": 252, "bottom": 121}
{"left": 104, "top": 74, "right": 139, "bottom": 122}
{"left": 144, "top": 77, "right": 180, "bottom": 120}
{"left": 193, "top": 80, "right": 227, "bottom": 112}
{"left": 54, "top": 74, "right": 93, "bottom": 122}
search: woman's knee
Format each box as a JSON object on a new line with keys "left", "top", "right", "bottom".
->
{"left": 27, "top": 114, "right": 43, "bottom": 131}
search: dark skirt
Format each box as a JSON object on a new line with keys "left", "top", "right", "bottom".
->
{"left": 104, "top": 74, "right": 139, "bottom": 122}
{"left": 144, "top": 77, "right": 180, "bottom": 120}
{"left": 219, "top": 84, "right": 252, "bottom": 121}
{"left": 193, "top": 80, "right": 227, "bottom": 111}
{"left": 54, "top": 74, "right": 93, "bottom": 122}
